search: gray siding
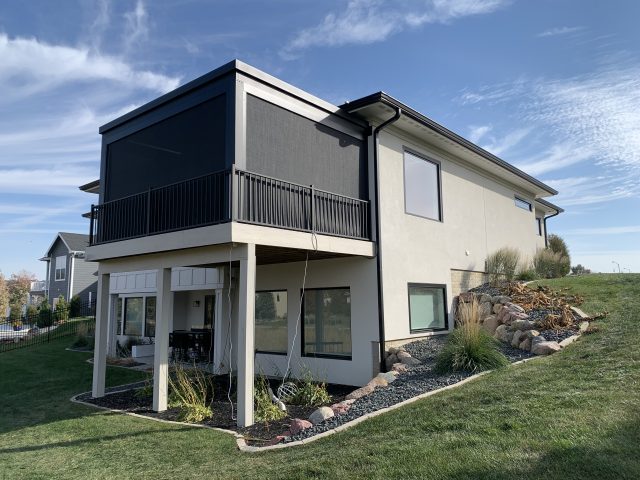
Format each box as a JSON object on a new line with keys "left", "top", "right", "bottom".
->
{"left": 246, "top": 95, "right": 367, "bottom": 199}
{"left": 71, "top": 258, "right": 98, "bottom": 304}
{"left": 47, "top": 239, "right": 69, "bottom": 305}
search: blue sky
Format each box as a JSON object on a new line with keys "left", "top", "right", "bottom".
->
{"left": 0, "top": 0, "right": 639, "bottom": 277}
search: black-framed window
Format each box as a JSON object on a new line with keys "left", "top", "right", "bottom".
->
{"left": 536, "top": 217, "right": 543, "bottom": 236}
{"left": 255, "top": 290, "right": 288, "bottom": 354}
{"left": 408, "top": 284, "right": 447, "bottom": 332}
{"left": 145, "top": 297, "right": 156, "bottom": 337}
{"left": 404, "top": 150, "right": 442, "bottom": 221}
{"left": 515, "top": 196, "right": 532, "bottom": 211}
{"left": 55, "top": 255, "right": 66, "bottom": 281}
{"left": 302, "top": 288, "right": 352, "bottom": 359}
{"left": 123, "top": 297, "right": 143, "bottom": 336}
{"left": 116, "top": 297, "right": 123, "bottom": 335}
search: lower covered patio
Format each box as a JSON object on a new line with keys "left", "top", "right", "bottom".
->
{"left": 91, "top": 240, "right": 378, "bottom": 427}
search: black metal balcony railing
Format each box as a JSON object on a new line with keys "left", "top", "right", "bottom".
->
{"left": 90, "top": 167, "right": 370, "bottom": 245}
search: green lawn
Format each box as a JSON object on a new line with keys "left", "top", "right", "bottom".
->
{"left": 0, "top": 274, "right": 639, "bottom": 479}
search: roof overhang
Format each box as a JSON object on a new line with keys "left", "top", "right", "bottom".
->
{"left": 341, "top": 92, "right": 558, "bottom": 198}
{"left": 79, "top": 179, "right": 100, "bottom": 194}
{"left": 535, "top": 198, "right": 564, "bottom": 214}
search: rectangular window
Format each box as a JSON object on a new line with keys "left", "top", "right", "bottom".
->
{"left": 536, "top": 217, "right": 542, "bottom": 236}
{"left": 116, "top": 297, "right": 123, "bottom": 335}
{"left": 255, "top": 291, "right": 288, "bottom": 354}
{"left": 303, "top": 288, "right": 351, "bottom": 359}
{"left": 515, "top": 196, "right": 532, "bottom": 211}
{"left": 124, "top": 297, "right": 143, "bottom": 336}
{"left": 408, "top": 284, "right": 447, "bottom": 332}
{"left": 55, "top": 255, "right": 66, "bottom": 281}
{"left": 145, "top": 297, "right": 156, "bottom": 337}
{"left": 404, "top": 150, "right": 442, "bottom": 221}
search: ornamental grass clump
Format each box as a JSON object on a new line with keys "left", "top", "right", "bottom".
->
{"left": 435, "top": 300, "right": 508, "bottom": 374}
{"left": 167, "top": 362, "right": 213, "bottom": 423}
{"left": 486, "top": 247, "right": 521, "bottom": 285}
{"left": 254, "top": 375, "right": 286, "bottom": 422}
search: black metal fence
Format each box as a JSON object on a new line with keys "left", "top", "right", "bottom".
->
{"left": 90, "top": 167, "right": 370, "bottom": 245}
{"left": 0, "top": 300, "right": 96, "bottom": 354}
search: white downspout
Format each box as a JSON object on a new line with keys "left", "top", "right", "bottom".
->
{"left": 68, "top": 254, "right": 75, "bottom": 300}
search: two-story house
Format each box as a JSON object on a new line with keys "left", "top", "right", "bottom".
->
{"left": 86, "top": 60, "right": 562, "bottom": 427}
{"left": 40, "top": 232, "right": 98, "bottom": 307}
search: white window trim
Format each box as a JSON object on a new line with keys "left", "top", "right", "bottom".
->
{"left": 54, "top": 255, "right": 66, "bottom": 281}
{"left": 117, "top": 293, "right": 156, "bottom": 337}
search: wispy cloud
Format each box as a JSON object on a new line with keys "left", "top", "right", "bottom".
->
{"left": 123, "top": 0, "right": 149, "bottom": 52}
{"left": 481, "top": 127, "right": 531, "bottom": 156}
{"left": 537, "top": 26, "right": 584, "bottom": 38}
{"left": 0, "top": 33, "right": 180, "bottom": 99}
{"left": 564, "top": 225, "right": 640, "bottom": 235}
{"left": 0, "top": 168, "right": 96, "bottom": 196}
{"left": 281, "top": 0, "right": 510, "bottom": 58}
{"left": 514, "top": 142, "right": 593, "bottom": 176}
{"left": 468, "top": 124, "right": 492, "bottom": 143}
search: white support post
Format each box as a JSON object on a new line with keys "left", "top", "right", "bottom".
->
{"left": 153, "top": 268, "right": 173, "bottom": 412}
{"left": 92, "top": 272, "right": 110, "bottom": 398}
{"left": 237, "top": 243, "right": 256, "bottom": 427}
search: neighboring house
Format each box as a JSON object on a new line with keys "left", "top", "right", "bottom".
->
{"left": 86, "top": 60, "right": 562, "bottom": 427}
{"left": 28, "top": 280, "right": 47, "bottom": 305}
{"left": 40, "top": 232, "right": 98, "bottom": 307}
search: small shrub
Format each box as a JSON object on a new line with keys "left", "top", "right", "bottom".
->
{"left": 533, "top": 248, "right": 570, "bottom": 279}
{"left": 288, "top": 371, "right": 331, "bottom": 407}
{"left": 486, "top": 247, "right": 521, "bottom": 285}
{"left": 25, "top": 305, "right": 38, "bottom": 321}
{"left": 436, "top": 300, "right": 508, "bottom": 374}
{"left": 254, "top": 375, "right": 286, "bottom": 422}
{"left": 37, "top": 301, "right": 53, "bottom": 328}
{"left": 69, "top": 295, "right": 82, "bottom": 318}
{"left": 548, "top": 234, "right": 571, "bottom": 275}
{"left": 55, "top": 296, "right": 69, "bottom": 322}
{"left": 516, "top": 267, "right": 538, "bottom": 281}
{"left": 167, "top": 362, "right": 213, "bottom": 423}
{"left": 135, "top": 372, "right": 154, "bottom": 398}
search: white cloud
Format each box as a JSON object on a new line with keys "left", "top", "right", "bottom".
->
{"left": 481, "top": 127, "right": 531, "bottom": 156}
{"left": 537, "top": 26, "right": 584, "bottom": 38}
{"left": 282, "top": 0, "right": 510, "bottom": 58}
{"left": 0, "top": 33, "right": 180, "bottom": 99}
{"left": 0, "top": 168, "right": 96, "bottom": 196}
{"left": 514, "top": 142, "right": 593, "bottom": 176}
{"left": 468, "top": 124, "right": 492, "bottom": 143}
{"left": 123, "top": 0, "right": 149, "bottom": 52}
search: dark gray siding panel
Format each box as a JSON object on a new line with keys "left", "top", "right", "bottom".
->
{"left": 48, "top": 239, "right": 69, "bottom": 304}
{"left": 71, "top": 259, "right": 98, "bottom": 304}
{"left": 105, "top": 94, "right": 227, "bottom": 201}
{"left": 246, "top": 95, "right": 367, "bottom": 199}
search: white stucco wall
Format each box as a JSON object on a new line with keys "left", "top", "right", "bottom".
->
{"left": 251, "top": 256, "right": 379, "bottom": 387}
{"left": 377, "top": 129, "right": 547, "bottom": 342}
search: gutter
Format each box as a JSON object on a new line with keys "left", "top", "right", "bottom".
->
{"left": 543, "top": 209, "right": 561, "bottom": 249}
{"left": 372, "top": 107, "right": 402, "bottom": 372}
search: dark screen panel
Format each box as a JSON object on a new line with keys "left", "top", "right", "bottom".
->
{"left": 105, "top": 95, "right": 226, "bottom": 201}
{"left": 246, "top": 95, "right": 367, "bottom": 199}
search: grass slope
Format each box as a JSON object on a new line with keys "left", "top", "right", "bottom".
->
{"left": 0, "top": 274, "right": 638, "bottom": 479}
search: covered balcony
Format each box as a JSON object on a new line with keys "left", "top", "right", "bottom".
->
{"left": 89, "top": 167, "right": 370, "bottom": 246}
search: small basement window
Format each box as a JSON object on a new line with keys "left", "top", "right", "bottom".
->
{"left": 408, "top": 284, "right": 447, "bottom": 332}
{"left": 515, "top": 196, "right": 532, "bottom": 211}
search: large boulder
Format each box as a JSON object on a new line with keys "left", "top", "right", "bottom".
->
{"left": 479, "top": 293, "right": 493, "bottom": 304}
{"left": 392, "top": 363, "right": 409, "bottom": 374}
{"left": 396, "top": 350, "right": 412, "bottom": 361}
{"left": 493, "top": 303, "right": 504, "bottom": 315}
{"left": 309, "top": 406, "right": 335, "bottom": 425}
{"left": 345, "top": 384, "right": 375, "bottom": 400}
{"left": 511, "top": 319, "right": 536, "bottom": 331}
{"left": 531, "top": 341, "right": 562, "bottom": 356}
{"left": 479, "top": 302, "right": 493, "bottom": 320}
{"left": 523, "top": 329, "right": 540, "bottom": 340}
{"left": 385, "top": 353, "right": 398, "bottom": 370}
{"left": 497, "top": 307, "right": 510, "bottom": 323}
{"left": 377, "top": 371, "right": 399, "bottom": 384}
{"left": 400, "top": 356, "right": 421, "bottom": 366}
{"left": 367, "top": 376, "right": 388, "bottom": 388}
{"left": 518, "top": 338, "right": 532, "bottom": 351}
{"left": 511, "top": 330, "right": 524, "bottom": 348}
{"left": 492, "top": 295, "right": 512, "bottom": 305}
{"left": 482, "top": 315, "right": 500, "bottom": 335}
{"left": 494, "top": 324, "right": 513, "bottom": 343}
{"left": 505, "top": 302, "right": 525, "bottom": 313}
{"left": 289, "top": 418, "right": 312, "bottom": 435}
